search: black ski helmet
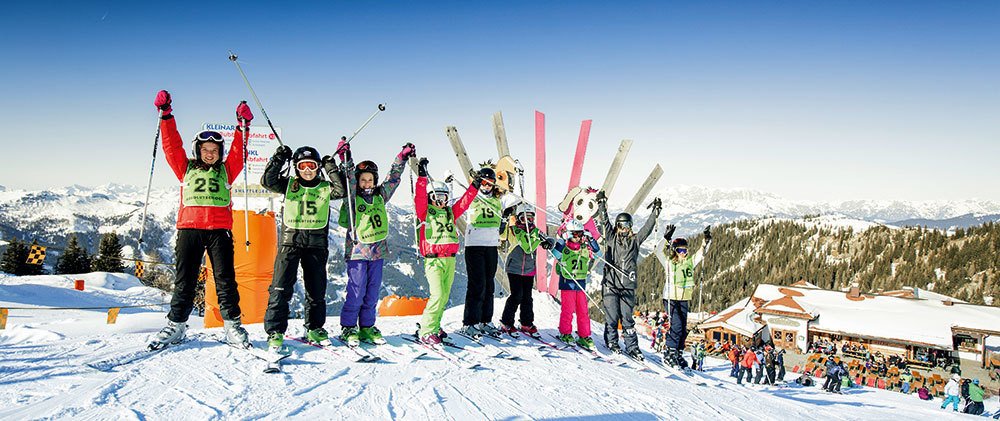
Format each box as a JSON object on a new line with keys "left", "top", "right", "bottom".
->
{"left": 478, "top": 167, "right": 497, "bottom": 183}
{"left": 671, "top": 238, "right": 688, "bottom": 249}
{"left": 355, "top": 160, "right": 379, "bottom": 183}
{"left": 292, "top": 146, "right": 320, "bottom": 164}
{"left": 615, "top": 213, "right": 633, "bottom": 227}
{"left": 192, "top": 130, "right": 225, "bottom": 163}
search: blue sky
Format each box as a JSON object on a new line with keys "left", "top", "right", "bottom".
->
{"left": 1, "top": 1, "right": 997, "bottom": 203}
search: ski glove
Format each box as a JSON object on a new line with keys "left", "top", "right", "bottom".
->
{"left": 236, "top": 101, "right": 254, "bottom": 127}
{"left": 398, "top": 142, "right": 417, "bottom": 160}
{"left": 663, "top": 224, "right": 676, "bottom": 241}
{"left": 704, "top": 226, "right": 712, "bottom": 242}
{"left": 596, "top": 190, "right": 608, "bottom": 204}
{"left": 322, "top": 155, "right": 338, "bottom": 173}
{"left": 154, "top": 90, "right": 172, "bottom": 115}
{"left": 417, "top": 157, "right": 429, "bottom": 177}
{"left": 541, "top": 237, "right": 556, "bottom": 250}
{"left": 336, "top": 137, "right": 350, "bottom": 162}
{"left": 274, "top": 145, "right": 292, "bottom": 161}
{"left": 648, "top": 198, "right": 662, "bottom": 214}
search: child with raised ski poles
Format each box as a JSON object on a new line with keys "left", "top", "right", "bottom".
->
{"left": 335, "top": 139, "right": 416, "bottom": 346}
{"left": 661, "top": 225, "right": 712, "bottom": 368}
{"left": 552, "top": 219, "right": 601, "bottom": 350}
{"left": 413, "top": 158, "right": 480, "bottom": 345}
{"left": 148, "top": 90, "right": 253, "bottom": 350}
{"left": 498, "top": 203, "right": 554, "bottom": 337}
{"left": 260, "top": 144, "right": 347, "bottom": 351}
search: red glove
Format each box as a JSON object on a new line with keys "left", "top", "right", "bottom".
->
{"left": 154, "top": 90, "right": 172, "bottom": 115}
{"left": 336, "top": 137, "right": 350, "bottom": 161}
{"left": 236, "top": 101, "right": 254, "bottom": 128}
{"left": 398, "top": 142, "right": 416, "bottom": 160}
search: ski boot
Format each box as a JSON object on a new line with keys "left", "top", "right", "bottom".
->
{"left": 477, "top": 322, "right": 501, "bottom": 338}
{"left": 519, "top": 324, "right": 539, "bottom": 338}
{"left": 576, "top": 336, "right": 596, "bottom": 351}
{"left": 267, "top": 332, "right": 289, "bottom": 354}
{"left": 608, "top": 343, "right": 622, "bottom": 354}
{"left": 340, "top": 326, "right": 360, "bottom": 347}
{"left": 557, "top": 333, "right": 575, "bottom": 344}
{"left": 420, "top": 332, "right": 443, "bottom": 347}
{"left": 307, "top": 327, "right": 330, "bottom": 344}
{"left": 224, "top": 317, "right": 251, "bottom": 349}
{"left": 500, "top": 323, "right": 520, "bottom": 337}
{"left": 662, "top": 348, "right": 679, "bottom": 368}
{"left": 459, "top": 324, "right": 483, "bottom": 339}
{"left": 359, "top": 326, "right": 387, "bottom": 345}
{"left": 628, "top": 348, "right": 645, "bottom": 362}
{"left": 149, "top": 320, "right": 187, "bottom": 350}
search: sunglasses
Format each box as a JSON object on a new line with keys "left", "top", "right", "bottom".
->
{"left": 196, "top": 131, "right": 224, "bottom": 142}
{"left": 296, "top": 161, "right": 319, "bottom": 171}
{"left": 676, "top": 247, "right": 688, "bottom": 254}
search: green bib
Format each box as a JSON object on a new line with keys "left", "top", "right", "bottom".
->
{"left": 283, "top": 178, "right": 331, "bottom": 230}
{"left": 182, "top": 164, "right": 230, "bottom": 207}
{"left": 470, "top": 196, "right": 502, "bottom": 228}
{"left": 558, "top": 245, "right": 591, "bottom": 280}
{"left": 670, "top": 258, "right": 696, "bottom": 300}
{"left": 513, "top": 227, "right": 542, "bottom": 253}
{"left": 338, "top": 195, "right": 389, "bottom": 244}
{"left": 424, "top": 206, "right": 459, "bottom": 245}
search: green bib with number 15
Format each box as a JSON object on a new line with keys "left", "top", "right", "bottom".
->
{"left": 284, "top": 178, "right": 331, "bottom": 230}
{"left": 182, "top": 164, "right": 231, "bottom": 207}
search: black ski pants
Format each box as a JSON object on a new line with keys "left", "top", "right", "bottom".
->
{"left": 500, "top": 273, "right": 535, "bottom": 327}
{"left": 663, "top": 299, "right": 689, "bottom": 350}
{"left": 604, "top": 286, "right": 639, "bottom": 353}
{"left": 463, "top": 246, "right": 498, "bottom": 326}
{"left": 265, "top": 245, "right": 329, "bottom": 334}
{"left": 169, "top": 229, "right": 241, "bottom": 323}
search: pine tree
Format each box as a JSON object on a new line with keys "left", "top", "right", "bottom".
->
{"left": 55, "top": 235, "right": 92, "bottom": 275}
{"left": 1, "top": 238, "right": 26, "bottom": 274}
{"left": 93, "top": 232, "right": 124, "bottom": 273}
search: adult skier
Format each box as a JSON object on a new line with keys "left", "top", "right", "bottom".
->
{"left": 553, "top": 219, "right": 601, "bottom": 350}
{"left": 660, "top": 225, "right": 712, "bottom": 368}
{"left": 498, "top": 203, "right": 553, "bottom": 337}
{"left": 460, "top": 166, "right": 517, "bottom": 338}
{"left": 148, "top": 90, "right": 252, "bottom": 350}
{"left": 414, "top": 158, "right": 480, "bottom": 345}
{"left": 260, "top": 145, "right": 346, "bottom": 351}
{"left": 335, "top": 140, "right": 415, "bottom": 345}
{"left": 594, "top": 190, "right": 660, "bottom": 361}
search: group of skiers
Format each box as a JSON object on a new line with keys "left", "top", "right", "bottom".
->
{"left": 729, "top": 344, "right": 786, "bottom": 386}
{"left": 941, "top": 374, "right": 991, "bottom": 415}
{"left": 144, "top": 90, "right": 714, "bottom": 368}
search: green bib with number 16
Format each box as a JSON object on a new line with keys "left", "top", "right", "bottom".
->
{"left": 182, "top": 164, "right": 231, "bottom": 207}
{"left": 284, "top": 178, "right": 331, "bottom": 230}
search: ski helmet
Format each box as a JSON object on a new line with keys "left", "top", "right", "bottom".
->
{"left": 192, "top": 130, "right": 225, "bottom": 163}
{"left": 515, "top": 203, "right": 535, "bottom": 218}
{"left": 615, "top": 213, "right": 633, "bottom": 228}
{"left": 292, "top": 146, "right": 320, "bottom": 164}
{"left": 566, "top": 219, "right": 585, "bottom": 233}
{"left": 477, "top": 167, "right": 497, "bottom": 183}
{"left": 355, "top": 160, "right": 379, "bottom": 183}
{"left": 671, "top": 237, "right": 688, "bottom": 249}
{"left": 429, "top": 181, "right": 450, "bottom": 204}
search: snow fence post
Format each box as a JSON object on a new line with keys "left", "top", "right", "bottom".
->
{"left": 0, "top": 308, "right": 7, "bottom": 329}
{"left": 107, "top": 308, "right": 121, "bottom": 325}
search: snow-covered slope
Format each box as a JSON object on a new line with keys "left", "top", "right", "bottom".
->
{"left": 1, "top": 273, "right": 994, "bottom": 420}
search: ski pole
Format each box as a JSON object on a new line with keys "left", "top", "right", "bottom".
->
{"left": 240, "top": 121, "right": 251, "bottom": 251}
{"left": 343, "top": 104, "right": 387, "bottom": 146}
{"left": 227, "top": 51, "right": 283, "bottom": 147}
{"left": 137, "top": 110, "right": 162, "bottom": 254}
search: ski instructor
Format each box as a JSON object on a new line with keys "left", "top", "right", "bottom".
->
{"left": 148, "top": 90, "right": 253, "bottom": 350}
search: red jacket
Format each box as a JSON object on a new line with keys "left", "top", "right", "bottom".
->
{"left": 161, "top": 116, "right": 245, "bottom": 230}
{"left": 741, "top": 350, "right": 758, "bottom": 368}
{"left": 415, "top": 176, "right": 477, "bottom": 257}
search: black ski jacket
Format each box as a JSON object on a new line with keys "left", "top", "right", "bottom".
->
{"left": 596, "top": 200, "right": 659, "bottom": 290}
{"left": 261, "top": 154, "right": 347, "bottom": 249}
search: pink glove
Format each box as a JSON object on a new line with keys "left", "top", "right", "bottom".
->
{"left": 236, "top": 101, "right": 254, "bottom": 127}
{"left": 154, "top": 90, "right": 172, "bottom": 115}
{"left": 398, "top": 142, "right": 416, "bottom": 160}
{"left": 336, "top": 137, "right": 350, "bottom": 161}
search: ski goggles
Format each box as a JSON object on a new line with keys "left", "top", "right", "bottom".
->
{"left": 518, "top": 213, "right": 535, "bottom": 223}
{"left": 296, "top": 160, "right": 319, "bottom": 171}
{"left": 570, "top": 230, "right": 585, "bottom": 237}
{"left": 616, "top": 221, "right": 633, "bottom": 229}
{"left": 431, "top": 192, "right": 449, "bottom": 203}
{"left": 195, "top": 130, "right": 224, "bottom": 142}
{"left": 675, "top": 247, "right": 688, "bottom": 254}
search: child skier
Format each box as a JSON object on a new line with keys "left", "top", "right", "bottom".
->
{"left": 148, "top": 90, "right": 252, "bottom": 350}
{"left": 414, "top": 158, "right": 480, "bottom": 345}
{"left": 661, "top": 225, "right": 712, "bottom": 368}
{"left": 594, "top": 190, "right": 660, "bottom": 360}
{"left": 552, "top": 219, "right": 601, "bottom": 350}
{"left": 260, "top": 145, "right": 346, "bottom": 351}
{"left": 498, "top": 203, "right": 553, "bottom": 337}
{"left": 461, "top": 166, "right": 518, "bottom": 338}
{"left": 335, "top": 140, "right": 415, "bottom": 346}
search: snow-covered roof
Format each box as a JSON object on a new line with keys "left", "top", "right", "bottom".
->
{"left": 744, "top": 284, "right": 1000, "bottom": 349}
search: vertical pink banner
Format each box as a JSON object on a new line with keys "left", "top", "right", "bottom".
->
{"left": 567, "top": 119, "right": 592, "bottom": 190}
{"left": 534, "top": 111, "right": 548, "bottom": 293}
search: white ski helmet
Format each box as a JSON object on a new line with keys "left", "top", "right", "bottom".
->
{"left": 429, "top": 181, "right": 451, "bottom": 204}
{"left": 565, "top": 219, "right": 585, "bottom": 233}
{"left": 516, "top": 203, "right": 535, "bottom": 218}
